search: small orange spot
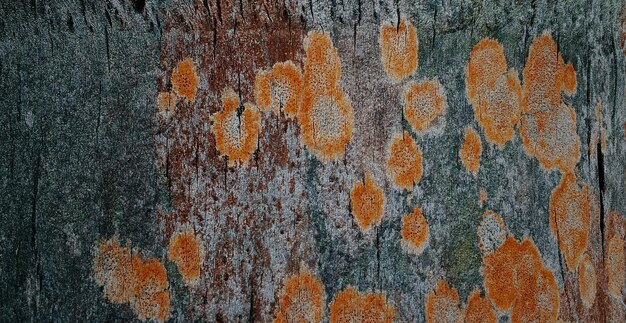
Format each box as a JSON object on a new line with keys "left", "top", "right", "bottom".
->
{"left": 299, "top": 31, "right": 354, "bottom": 161}
{"left": 464, "top": 289, "right": 497, "bottom": 323}
{"left": 329, "top": 286, "right": 394, "bottom": 323}
{"left": 133, "top": 257, "right": 171, "bottom": 322}
{"left": 274, "top": 268, "right": 325, "bottom": 323}
{"left": 403, "top": 79, "right": 448, "bottom": 133}
{"left": 400, "top": 207, "right": 429, "bottom": 255}
{"left": 350, "top": 173, "right": 385, "bottom": 232}
{"left": 549, "top": 172, "right": 590, "bottom": 271}
{"left": 562, "top": 62, "right": 577, "bottom": 96}
{"left": 171, "top": 57, "right": 199, "bottom": 101}
{"left": 578, "top": 253, "right": 597, "bottom": 308}
{"left": 607, "top": 233, "right": 625, "bottom": 298}
{"left": 167, "top": 229, "right": 202, "bottom": 286}
{"left": 379, "top": 18, "right": 419, "bottom": 81}
{"left": 211, "top": 88, "right": 261, "bottom": 167}
{"left": 254, "top": 69, "right": 272, "bottom": 111}
{"left": 157, "top": 92, "right": 178, "bottom": 117}
{"left": 466, "top": 38, "right": 508, "bottom": 99}
{"left": 270, "top": 61, "right": 303, "bottom": 117}
{"left": 425, "top": 280, "right": 464, "bottom": 323}
{"left": 386, "top": 131, "right": 423, "bottom": 190}
{"left": 93, "top": 236, "right": 136, "bottom": 304}
{"left": 477, "top": 210, "right": 506, "bottom": 255}
{"left": 522, "top": 32, "right": 565, "bottom": 114}
{"left": 478, "top": 188, "right": 488, "bottom": 208}
{"left": 459, "top": 126, "right": 482, "bottom": 176}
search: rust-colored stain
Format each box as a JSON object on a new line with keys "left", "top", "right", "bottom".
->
{"left": 477, "top": 210, "right": 506, "bottom": 255}
{"left": 386, "top": 131, "right": 423, "bottom": 190}
{"left": 254, "top": 69, "right": 272, "bottom": 111}
{"left": 274, "top": 268, "right": 325, "bottom": 323}
{"left": 298, "top": 31, "right": 354, "bottom": 161}
{"left": 400, "top": 207, "right": 429, "bottom": 255}
{"left": 478, "top": 188, "right": 488, "bottom": 208}
{"left": 171, "top": 57, "right": 200, "bottom": 101}
{"left": 157, "top": 91, "right": 178, "bottom": 118}
{"left": 167, "top": 228, "right": 202, "bottom": 286}
{"left": 562, "top": 62, "right": 577, "bottom": 96}
{"left": 549, "top": 172, "right": 590, "bottom": 271}
{"left": 403, "top": 79, "right": 447, "bottom": 133}
{"left": 466, "top": 38, "right": 521, "bottom": 148}
{"left": 211, "top": 88, "right": 262, "bottom": 167}
{"left": 459, "top": 126, "right": 482, "bottom": 176}
{"left": 329, "top": 286, "right": 394, "bottom": 323}
{"left": 482, "top": 236, "right": 559, "bottom": 322}
{"left": 578, "top": 253, "right": 597, "bottom": 308}
{"left": 519, "top": 32, "right": 581, "bottom": 173}
{"left": 464, "top": 289, "right": 497, "bottom": 323}
{"left": 93, "top": 237, "right": 170, "bottom": 322}
{"left": 254, "top": 61, "right": 303, "bottom": 117}
{"left": 607, "top": 232, "right": 625, "bottom": 298}
{"left": 379, "top": 18, "right": 419, "bottom": 81}
{"left": 425, "top": 280, "right": 464, "bottom": 323}
{"left": 350, "top": 172, "right": 385, "bottom": 232}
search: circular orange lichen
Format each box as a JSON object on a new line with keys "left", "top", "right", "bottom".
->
{"left": 299, "top": 31, "right": 354, "bottom": 161}
{"left": 562, "top": 62, "right": 577, "bottom": 96}
{"left": 425, "top": 280, "right": 464, "bottom": 323}
{"left": 133, "top": 257, "right": 171, "bottom": 322}
{"left": 171, "top": 57, "right": 200, "bottom": 101}
{"left": 211, "top": 88, "right": 261, "bottom": 167}
{"left": 518, "top": 103, "right": 581, "bottom": 173}
{"left": 578, "top": 253, "right": 597, "bottom": 308}
{"left": 466, "top": 38, "right": 507, "bottom": 100}
{"left": 270, "top": 61, "right": 303, "bottom": 117}
{"left": 167, "top": 229, "right": 203, "bottom": 286}
{"left": 254, "top": 69, "right": 272, "bottom": 111}
{"left": 522, "top": 32, "right": 565, "bottom": 115}
{"left": 350, "top": 173, "right": 385, "bottom": 232}
{"left": 329, "top": 286, "right": 394, "bottom": 323}
{"left": 464, "top": 289, "right": 497, "bottom": 323}
{"left": 379, "top": 18, "right": 419, "bottom": 81}
{"left": 400, "top": 207, "right": 429, "bottom": 255}
{"left": 459, "top": 126, "right": 482, "bottom": 176}
{"left": 386, "top": 131, "right": 423, "bottom": 190}
{"left": 607, "top": 233, "right": 625, "bottom": 298}
{"left": 549, "top": 172, "right": 590, "bottom": 271}
{"left": 274, "top": 268, "right": 325, "bottom": 323}
{"left": 477, "top": 210, "right": 506, "bottom": 255}
{"left": 403, "top": 79, "right": 448, "bottom": 133}
{"left": 93, "top": 236, "right": 137, "bottom": 304}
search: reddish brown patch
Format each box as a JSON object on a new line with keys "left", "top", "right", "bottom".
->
{"left": 607, "top": 232, "right": 625, "bottom": 298}
{"left": 578, "top": 253, "right": 597, "bottom": 308}
{"left": 562, "top": 62, "right": 577, "bottom": 96}
{"left": 549, "top": 172, "right": 590, "bottom": 271}
{"left": 171, "top": 57, "right": 200, "bottom": 101}
{"left": 403, "top": 79, "right": 447, "bottom": 133}
{"left": 386, "top": 131, "right": 423, "bottom": 190}
{"left": 400, "top": 207, "right": 429, "bottom": 255}
{"left": 478, "top": 188, "right": 488, "bottom": 208}
{"left": 379, "top": 18, "right": 419, "bottom": 81}
{"left": 350, "top": 173, "right": 385, "bottom": 232}
{"left": 425, "top": 280, "right": 464, "bottom": 323}
{"left": 168, "top": 228, "right": 203, "bottom": 286}
{"left": 459, "top": 126, "right": 482, "bottom": 176}
{"left": 133, "top": 257, "right": 171, "bottom": 322}
{"left": 464, "top": 289, "right": 497, "bottom": 323}
{"left": 254, "top": 69, "right": 272, "bottom": 111}
{"left": 329, "top": 286, "right": 394, "bottom": 323}
{"left": 274, "top": 268, "right": 325, "bottom": 323}
{"left": 157, "top": 91, "right": 178, "bottom": 118}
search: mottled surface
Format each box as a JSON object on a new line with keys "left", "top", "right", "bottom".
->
{"left": 1, "top": 0, "right": 625, "bottom": 322}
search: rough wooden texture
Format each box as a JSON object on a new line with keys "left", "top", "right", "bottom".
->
{"left": 1, "top": 0, "right": 625, "bottom": 322}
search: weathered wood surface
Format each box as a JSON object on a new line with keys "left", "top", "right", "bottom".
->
{"left": 1, "top": 0, "right": 625, "bottom": 322}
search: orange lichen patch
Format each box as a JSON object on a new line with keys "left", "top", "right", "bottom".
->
{"left": 607, "top": 233, "right": 625, "bottom": 298}
{"left": 425, "top": 280, "right": 464, "bottom": 323}
{"left": 274, "top": 268, "right": 325, "bottom": 323}
{"left": 379, "top": 18, "right": 419, "bottom": 81}
{"left": 254, "top": 69, "right": 272, "bottom": 111}
{"left": 482, "top": 236, "right": 559, "bottom": 321}
{"left": 133, "top": 257, "right": 171, "bottom": 322}
{"left": 459, "top": 126, "right": 482, "bottom": 176}
{"left": 518, "top": 103, "right": 581, "bottom": 173}
{"left": 478, "top": 188, "right": 488, "bottom": 207}
{"left": 167, "top": 229, "right": 202, "bottom": 286}
{"left": 522, "top": 32, "right": 566, "bottom": 114}
{"left": 403, "top": 79, "right": 448, "bottom": 133}
{"left": 329, "top": 286, "right": 394, "bottom": 323}
{"left": 350, "top": 173, "right": 385, "bottom": 232}
{"left": 171, "top": 57, "right": 199, "bottom": 101}
{"left": 477, "top": 210, "right": 506, "bottom": 255}
{"left": 211, "top": 88, "right": 261, "bottom": 167}
{"left": 562, "top": 62, "right": 577, "bottom": 96}
{"left": 386, "top": 131, "right": 423, "bottom": 190}
{"left": 464, "top": 290, "right": 497, "bottom": 323}
{"left": 549, "top": 172, "right": 590, "bottom": 271}
{"left": 299, "top": 31, "right": 354, "bottom": 161}
{"left": 466, "top": 39, "right": 521, "bottom": 148}
{"left": 157, "top": 92, "right": 178, "bottom": 117}
{"left": 400, "top": 207, "right": 429, "bottom": 255}
{"left": 578, "top": 253, "right": 597, "bottom": 308}
{"left": 270, "top": 61, "right": 303, "bottom": 117}
{"left": 93, "top": 236, "right": 136, "bottom": 304}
